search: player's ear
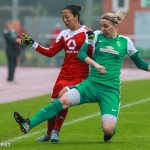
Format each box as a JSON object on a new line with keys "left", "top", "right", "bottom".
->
{"left": 75, "top": 14, "right": 79, "bottom": 21}
{"left": 114, "top": 23, "right": 118, "bottom": 29}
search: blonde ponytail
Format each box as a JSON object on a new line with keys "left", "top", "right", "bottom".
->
{"left": 115, "top": 11, "right": 125, "bottom": 24}
{"left": 101, "top": 11, "right": 125, "bottom": 24}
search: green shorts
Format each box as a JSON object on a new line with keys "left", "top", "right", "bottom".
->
{"left": 72, "top": 79, "right": 120, "bottom": 118}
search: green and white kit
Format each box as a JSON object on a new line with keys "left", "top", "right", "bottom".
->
{"left": 65, "top": 30, "right": 149, "bottom": 123}
{"left": 26, "top": 31, "right": 149, "bottom": 130}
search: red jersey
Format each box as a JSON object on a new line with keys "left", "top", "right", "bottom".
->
{"left": 34, "top": 25, "right": 93, "bottom": 78}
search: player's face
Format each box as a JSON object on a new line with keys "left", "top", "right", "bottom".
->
{"left": 100, "top": 19, "right": 118, "bottom": 39}
{"left": 62, "top": 9, "right": 79, "bottom": 30}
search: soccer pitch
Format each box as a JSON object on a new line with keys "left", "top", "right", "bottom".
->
{"left": 0, "top": 79, "right": 150, "bottom": 150}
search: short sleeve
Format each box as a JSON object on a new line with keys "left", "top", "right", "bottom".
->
{"left": 94, "top": 30, "right": 102, "bottom": 43}
{"left": 127, "top": 37, "right": 138, "bottom": 56}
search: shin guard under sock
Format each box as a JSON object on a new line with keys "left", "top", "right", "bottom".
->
{"left": 55, "top": 108, "right": 68, "bottom": 130}
{"left": 47, "top": 117, "right": 56, "bottom": 134}
{"left": 30, "top": 100, "right": 63, "bottom": 129}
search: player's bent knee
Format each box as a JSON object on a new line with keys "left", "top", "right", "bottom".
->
{"left": 102, "top": 114, "right": 117, "bottom": 135}
{"left": 102, "top": 124, "right": 115, "bottom": 135}
{"left": 59, "top": 95, "right": 72, "bottom": 109}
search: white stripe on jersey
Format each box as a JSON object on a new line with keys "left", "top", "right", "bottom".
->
{"left": 56, "top": 25, "right": 88, "bottom": 42}
{"left": 119, "top": 35, "right": 138, "bottom": 56}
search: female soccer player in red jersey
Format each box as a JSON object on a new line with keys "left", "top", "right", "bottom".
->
{"left": 20, "top": 5, "right": 93, "bottom": 143}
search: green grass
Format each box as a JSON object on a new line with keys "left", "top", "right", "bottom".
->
{"left": 0, "top": 79, "right": 150, "bottom": 150}
{"left": 0, "top": 50, "right": 7, "bottom": 64}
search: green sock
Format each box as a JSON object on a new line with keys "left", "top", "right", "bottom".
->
{"left": 112, "top": 127, "right": 116, "bottom": 136}
{"left": 30, "top": 100, "right": 63, "bottom": 129}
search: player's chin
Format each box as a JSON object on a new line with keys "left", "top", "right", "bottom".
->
{"left": 104, "top": 33, "right": 110, "bottom": 38}
{"left": 65, "top": 24, "right": 70, "bottom": 28}
{"left": 103, "top": 32, "right": 108, "bottom": 36}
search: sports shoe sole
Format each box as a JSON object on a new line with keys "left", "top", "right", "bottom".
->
{"left": 51, "top": 138, "right": 59, "bottom": 143}
{"left": 14, "top": 112, "right": 27, "bottom": 134}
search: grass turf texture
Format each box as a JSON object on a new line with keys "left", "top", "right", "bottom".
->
{"left": 0, "top": 79, "right": 150, "bottom": 150}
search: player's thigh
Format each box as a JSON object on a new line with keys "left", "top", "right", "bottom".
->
{"left": 71, "top": 79, "right": 97, "bottom": 104}
{"left": 52, "top": 76, "right": 86, "bottom": 97}
{"left": 51, "top": 76, "right": 66, "bottom": 98}
{"left": 63, "top": 88, "right": 81, "bottom": 106}
{"left": 52, "top": 75, "right": 74, "bottom": 99}
{"left": 58, "top": 87, "right": 69, "bottom": 98}
{"left": 97, "top": 85, "right": 120, "bottom": 123}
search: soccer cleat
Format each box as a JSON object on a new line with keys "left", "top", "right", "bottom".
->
{"left": 14, "top": 112, "right": 30, "bottom": 134}
{"left": 35, "top": 133, "right": 51, "bottom": 142}
{"left": 104, "top": 134, "right": 113, "bottom": 142}
{"left": 50, "top": 129, "right": 60, "bottom": 143}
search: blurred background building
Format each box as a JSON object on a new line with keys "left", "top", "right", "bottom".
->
{"left": 0, "top": 0, "right": 150, "bottom": 67}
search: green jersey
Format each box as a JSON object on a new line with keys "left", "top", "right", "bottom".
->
{"left": 79, "top": 30, "right": 138, "bottom": 90}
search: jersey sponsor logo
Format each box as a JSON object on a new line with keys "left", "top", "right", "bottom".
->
{"left": 66, "top": 50, "right": 78, "bottom": 53}
{"left": 100, "top": 46, "right": 119, "bottom": 55}
{"left": 67, "top": 39, "right": 76, "bottom": 50}
{"left": 106, "top": 46, "right": 114, "bottom": 50}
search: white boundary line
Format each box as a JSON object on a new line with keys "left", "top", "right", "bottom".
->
{"left": 2, "top": 97, "right": 150, "bottom": 143}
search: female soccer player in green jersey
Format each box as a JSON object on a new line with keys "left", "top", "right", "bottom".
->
{"left": 14, "top": 11, "right": 150, "bottom": 142}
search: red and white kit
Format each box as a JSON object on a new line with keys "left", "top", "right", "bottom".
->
{"left": 32, "top": 25, "right": 93, "bottom": 99}
{"left": 32, "top": 25, "right": 93, "bottom": 133}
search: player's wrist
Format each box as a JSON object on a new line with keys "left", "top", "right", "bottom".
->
{"left": 32, "top": 42, "right": 38, "bottom": 49}
{"left": 93, "top": 62, "right": 100, "bottom": 69}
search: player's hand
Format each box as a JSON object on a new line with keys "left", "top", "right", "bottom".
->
{"left": 20, "top": 33, "right": 34, "bottom": 47}
{"left": 94, "top": 63, "right": 106, "bottom": 75}
{"left": 16, "top": 38, "right": 22, "bottom": 43}
{"left": 86, "top": 31, "right": 95, "bottom": 40}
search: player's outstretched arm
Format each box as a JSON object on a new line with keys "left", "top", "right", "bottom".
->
{"left": 130, "top": 52, "right": 150, "bottom": 72}
{"left": 18, "top": 33, "right": 64, "bottom": 58}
